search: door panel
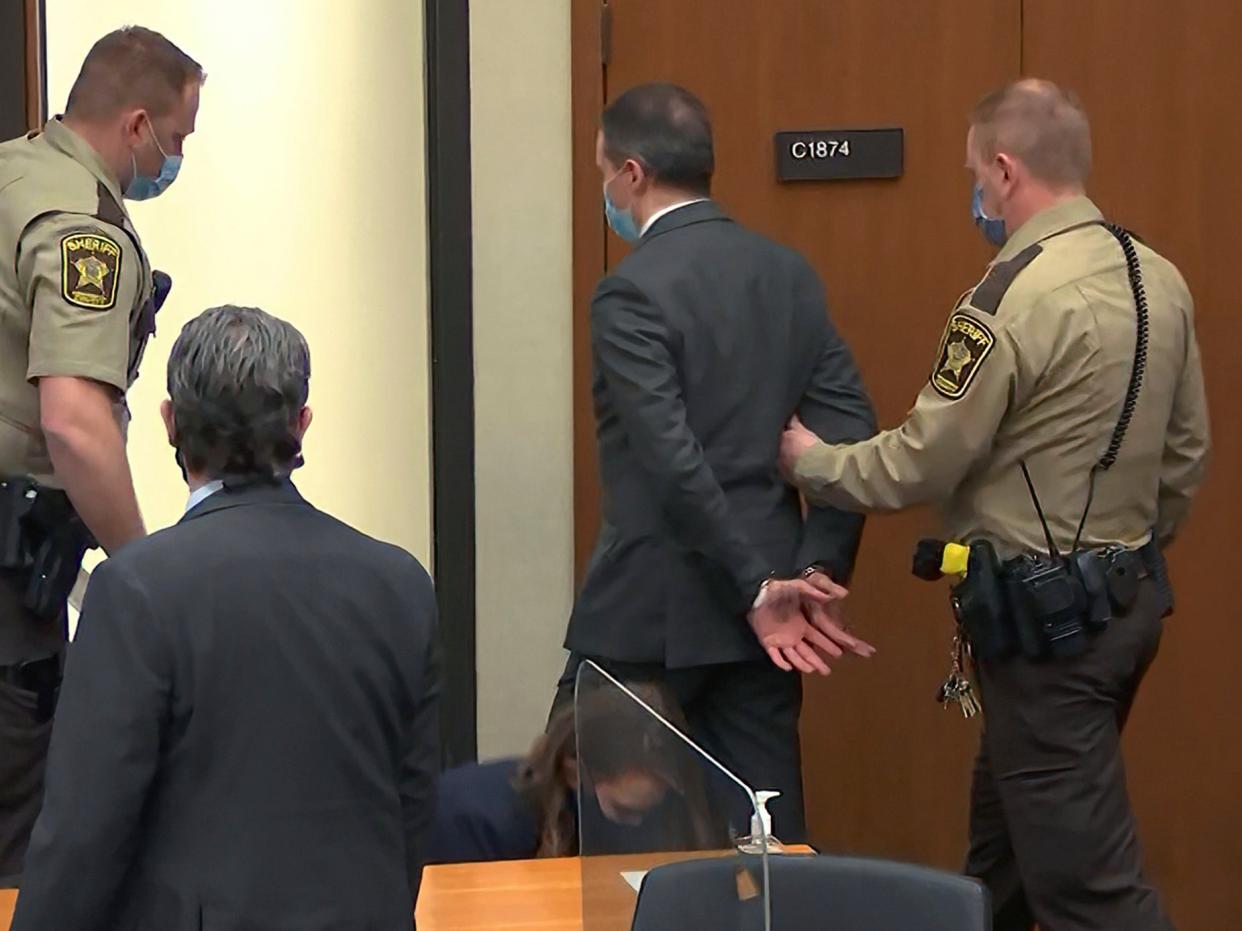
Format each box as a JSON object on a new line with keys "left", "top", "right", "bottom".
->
{"left": 597, "top": 0, "right": 1021, "bottom": 869}
{"left": 1024, "top": 4, "right": 1242, "bottom": 926}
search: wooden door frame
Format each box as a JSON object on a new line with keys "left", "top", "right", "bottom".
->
{"left": 0, "top": 0, "right": 45, "bottom": 140}
{"left": 570, "top": 0, "right": 608, "bottom": 579}
{"left": 425, "top": 0, "right": 479, "bottom": 767}
{"left": 24, "top": 0, "right": 46, "bottom": 130}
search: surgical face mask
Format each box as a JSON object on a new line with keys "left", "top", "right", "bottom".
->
{"left": 603, "top": 171, "right": 641, "bottom": 243}
{"left": 972, "top": 184, "right": 1007, "bottom": 247}
{"left": 125, "top": 119, "right": 182, "bottom": 201}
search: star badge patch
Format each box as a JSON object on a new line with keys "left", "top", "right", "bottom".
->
{"left": 61, "top": 231, "right": 122, "bottom": 310}
{"left": 931, "top": 313, "right": 995, "bottom": 400}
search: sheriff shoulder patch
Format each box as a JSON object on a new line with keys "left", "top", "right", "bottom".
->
{"left": 930, "top": 313, "right": 995, "bottom": 400}
{"left": 61, "top": 231, "right": 122, "bottom": 310}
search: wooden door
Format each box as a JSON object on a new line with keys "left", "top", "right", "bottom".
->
{"left": 573, "top": 0, "right": 1022, "bottom": 869}
{"left": 571, "top": 1, "right": 1236, "bottom": 925}
{"left": 1022, "top": 4, "right": 1242, "bottom": 926}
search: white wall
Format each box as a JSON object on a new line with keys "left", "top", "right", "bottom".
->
{"left": 48, "top": 1, "right": 575, "bottom": 759}
{"left": 470, "top": 0, "right": 575, "bottom": 758}
{"left": 46, "top": 2, "right": 432, "bottom": 570}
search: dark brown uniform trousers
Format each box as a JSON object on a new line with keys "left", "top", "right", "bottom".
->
{"left": 0, "top": 576, "right": 62, "bottom": 888}
{"left": 966, "top": 578, "right": 1176, "bottom": 931}
{"left": 0, "top": 670, "right": 53, "bottom": 888}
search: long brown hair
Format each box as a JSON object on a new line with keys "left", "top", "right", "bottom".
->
{"left": 514, "top": 700, "right": 579, "bottom": 857}
{"left": 514, "top": 682, "right": 722, "bottom": 857}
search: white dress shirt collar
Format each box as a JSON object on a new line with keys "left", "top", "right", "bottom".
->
{"left": 185, "top": 480, "right": 224, "bottom": 514}
{"left": 641, "top": 198, "right": 710, "bottom": 237}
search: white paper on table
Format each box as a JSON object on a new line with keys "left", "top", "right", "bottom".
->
{"left": 620, "top": 870, "right": 649, "bottom": 893}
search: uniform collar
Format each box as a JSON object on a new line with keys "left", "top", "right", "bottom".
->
{"left": 992, "top": 195, "right": 1104, "bottom": 265}
{"left": 39, "top": 117, "right": 129, "bottom": 218}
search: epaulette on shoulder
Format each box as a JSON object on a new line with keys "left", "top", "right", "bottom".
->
{"left": 967, "top": 243, "right": 1043, "bottom": 316}
{"left": 95, "top": 180, "right": 127, "bottom": 228}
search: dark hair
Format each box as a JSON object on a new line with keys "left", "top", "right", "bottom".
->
{"left": 514, "top": 682, "right": 720, "bottom": 857}
{"left": 66, "top": 26, "right": 205, "bottom": 121}
{"left": 601, "top": 83, "right": 714, "bottom": 196}
{"left": 166, "top": 306, "right": 310, "bottom": 481}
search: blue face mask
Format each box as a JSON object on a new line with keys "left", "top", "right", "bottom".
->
{"left": 972, "top": 185, "right": 1007, "bottom": 247}
{"left": 603, "top": 172, "right": 641, "bottom": 243}
{"left": 125, "top": 121, "right": 182, "bottom": 201}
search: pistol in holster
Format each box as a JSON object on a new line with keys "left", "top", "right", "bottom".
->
{"left": 948, "top": 540, "right": 1018, "bottom": 661}
{"left": 0, "top": 477, "right": 97, "bottom": 622}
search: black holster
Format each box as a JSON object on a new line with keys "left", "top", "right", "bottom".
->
{"left": 950, "top": 540, "right": 1018, "bottom": 661}
{"left": 0, "top": 478, "right": 97, "bottom": 623}
{"left": 0, "top": 478, "right": 38, "bottom": 569}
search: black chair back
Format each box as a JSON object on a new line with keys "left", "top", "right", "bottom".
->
{"left": 630, "top": 853, "right": 992, "bottom": 931}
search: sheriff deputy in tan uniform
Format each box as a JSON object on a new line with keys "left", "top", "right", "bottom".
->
{"left": 0, "top": 27, "right": 204, "bottom": 884}
{"left": 781, "top": 80, "right": 1209, "bottom": 931}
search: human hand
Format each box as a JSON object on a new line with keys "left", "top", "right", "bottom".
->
{"left": 779, "top": 416, "right": 821, "bottom": 482}
{"left": 801, "top": 570, "right": 876, "bottom": 659}
{"left": 748, "top": 578, "right": 840, "bottom": 675}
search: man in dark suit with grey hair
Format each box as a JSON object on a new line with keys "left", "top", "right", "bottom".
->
{"left": 559, "top": 83, "right": 878, "bottom": 841}
{"left": 12, "top": 306, "right": 441, "bottom": 931}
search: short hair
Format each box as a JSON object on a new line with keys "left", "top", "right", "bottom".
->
{"left": 167, "top": 306, "right": 311, "bottom": 481}
{"left": 601, "top": 83, "right": 714, "bottom": 196}
{"left": 970, "top": 79, "right": 1092, "bottom": 187}
{"left": 65, "top": 26, "right": 205, "bottom": 121}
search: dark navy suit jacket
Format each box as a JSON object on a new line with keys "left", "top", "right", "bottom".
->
{"left": 12, "top": 480, "right": 441, "bottom": 931}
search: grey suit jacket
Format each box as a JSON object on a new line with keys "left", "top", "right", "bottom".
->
{"left": 566, "top": 201, "right": 876, "bottom": 668}
{"left": 12, "top": 480, "right": 440, "bottom": 931}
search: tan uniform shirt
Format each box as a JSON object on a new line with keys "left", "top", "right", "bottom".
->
{"left": 0, "top": 118, "right": 155, "bottom": 485}
{"left": 0, "top": 120, "right": 158, "bottom": 662}
{"left": 793, "top": 196, "right": 1210, "bottom": 559}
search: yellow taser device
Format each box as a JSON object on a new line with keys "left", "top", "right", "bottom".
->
{"left": 941, "top": 542, "right": 970, "bottom": 578}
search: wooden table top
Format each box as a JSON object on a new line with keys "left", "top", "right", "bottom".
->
{"left": 416, "top": 855, "right": 586, "bottom": 931}
{"left": 1, "top": 847, "right": 811, "bottom": 931}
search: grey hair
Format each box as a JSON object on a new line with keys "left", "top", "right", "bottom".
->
{"left": 166, "top": 305, "right": 311, "bottom": 480}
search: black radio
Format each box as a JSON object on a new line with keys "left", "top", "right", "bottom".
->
{"left": 1004, "top": 554, "right": 1090, "bottom": 659}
